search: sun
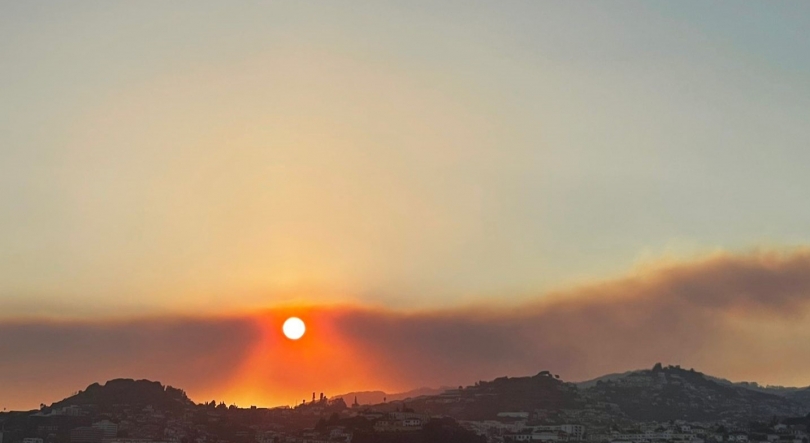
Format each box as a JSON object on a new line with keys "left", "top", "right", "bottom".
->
{"left": 282, "top": 317, "right": 306, "bottom": 340}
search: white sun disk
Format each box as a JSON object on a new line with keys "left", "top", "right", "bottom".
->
{"left": 282, "top": 317, "right": 306, "bottom": 340}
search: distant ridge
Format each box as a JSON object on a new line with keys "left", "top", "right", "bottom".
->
{"left": 334, "top": 386, "right": 452, "bottom": 405}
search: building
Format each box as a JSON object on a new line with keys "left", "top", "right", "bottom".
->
{"left": 57, "top": 406, "right": 82, "bottom": 417}
{"left": 530, "top": 425, "right": 586, "bottom": 441}
{"left": 559, "top": 425, "right": 586, "bottom": 441}
{"left": 373, "top": 418, "right": 424, "bottom": 432}
{"left": 603, "top": 431, "right": 696, "bottom": 443}
{"left": 70, "top": 427, "right": 104, "bottom": 443}
{"left": 499, "top": 412, "right": 531, "bottom": 419}
{"left": 23, "top": 438, "right": 44, "bottom": 443}
{"left": 92, "top": 420, "right": 118, "bottom": 438}
{"left": 728, "top": 433, "right": 749, "bottom": 443}
{"left": 505, "top": 432, "right": 534, "bottom": 442}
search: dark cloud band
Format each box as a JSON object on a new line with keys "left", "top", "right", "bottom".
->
{"left": 2, "top": 250, "right": 810, "bottom": 411}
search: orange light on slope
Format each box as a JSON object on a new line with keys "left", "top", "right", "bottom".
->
{"left": 213, "top": 307, "right": 394, "bottom": 407}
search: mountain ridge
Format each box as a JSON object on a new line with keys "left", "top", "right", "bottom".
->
{"left": 333, "top": 386, "right": 453, "bottom": 406}
{"left": 15, "top": 364, "right": 810, "bottom": 423}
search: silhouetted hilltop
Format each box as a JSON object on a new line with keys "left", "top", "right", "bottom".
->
{"left": 369, "top": 365, "right": 810, "bottom": 423}
{"left": 8, "top": 365, "right": 810, "bottom": 425}
{"left": 50, "top": 378, "right": 192, "bottom": 411}
{"left": 579, "top": 366, "right": 810, "bottom": 408}
{"left": 785, "top": 387, "right": 810, "bottom": 405}
{"left": 718, "top": 380, "right": 810, "bottom": 406}
{"left": 700, "top": 374, "right": 807, "bottom": 396}
{"left": 385, "top": 370, "right": 581, "bottom": 420}
{"left": 582, "top": 364, "right": 807, "bottom": 421}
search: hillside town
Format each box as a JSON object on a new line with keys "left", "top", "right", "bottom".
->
{"left": 2, "top": 366, "right": 810, "bottom": 443}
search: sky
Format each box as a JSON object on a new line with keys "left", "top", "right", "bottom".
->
{"left": 2, "top": 1, "right": 810, "bottom": 410}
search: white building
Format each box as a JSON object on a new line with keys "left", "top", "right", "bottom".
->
{"left": 532, "top": 431, "right": 569, "bottom": 441}
{"left": 607, "top": 431, "right": 695, "bottom": 442}
{"left": 529, "top": 425, "right": 586, "bottom": 441}
{"left": 499, "top": 412, "right": 531, "bottom": 419}
{"left": 728, "top": 433, "right": 749, "bottom": 443}
{"left": 93, "top": 420, "right": 119, "bottom": 438}
{"left": 52, "top": 405, "right": 82, "bottom": 416}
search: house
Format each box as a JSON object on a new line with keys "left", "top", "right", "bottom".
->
{"left": 92, "top": 420, "right": 118, "bottom": 438}
{"left": 505, "top": 432, "right": 534, "bottom": 442}
{"left": 729, "top": 433, "right": 749, "bottom": 443}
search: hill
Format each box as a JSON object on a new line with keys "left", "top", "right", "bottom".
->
{"left": 50, "top": 378, "right": 192, "bottom": 412}
{"left": 581, "top": 364, "right": 807, "bottom": 421}
{"left": 9, "top": 365, "right": 810, "bottom": 426}
{"left": 383, "top": 370, "right": 582, "bottom": 420}
{"left": 707, "top": 377, "right": 810, "bottom": 405}
{"left": 373, "top": 365, "right": 810, "bottom": 423}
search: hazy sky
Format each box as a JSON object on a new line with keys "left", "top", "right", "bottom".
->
{"left": 2, "top": 1, "right": 810, "bottom": 410}
{"left": 4, "top": 1, "right": 809, "bottom": 318}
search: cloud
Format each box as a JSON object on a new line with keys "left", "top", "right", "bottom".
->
{"left": 4, "top": 249, "right": 810, "bottom": 411}
{"left": 334, "top": 249, "right": 810, "bottom": 388}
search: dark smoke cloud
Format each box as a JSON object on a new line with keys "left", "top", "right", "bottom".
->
{"left": 3, "top": 250, "right": 810, "bottom": 411}
{"left": 334, "top": 250, "right": 810, "bottom": 388}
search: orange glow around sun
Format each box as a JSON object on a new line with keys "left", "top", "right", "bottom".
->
{"left": 211, "top": 307, "right": 397, "bottom": 408}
